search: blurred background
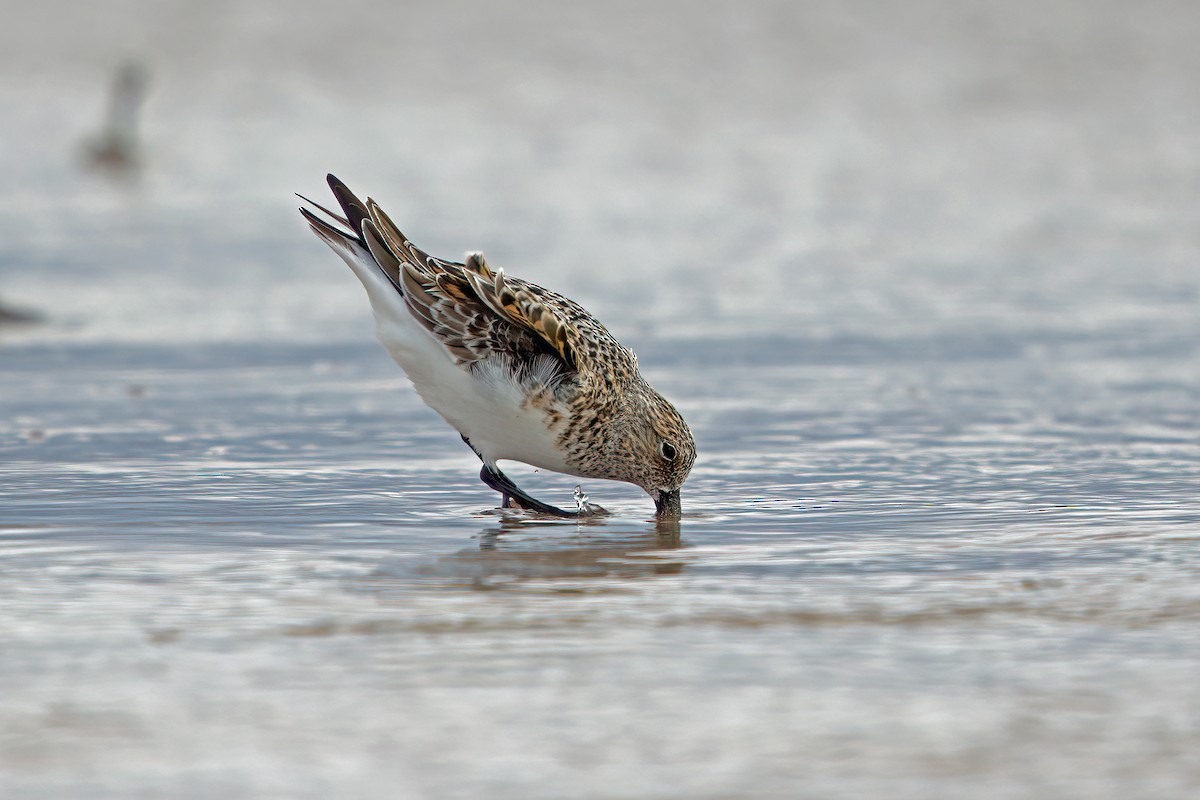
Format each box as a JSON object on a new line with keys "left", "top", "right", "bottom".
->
{"left": 4, "top": 0, "right": 1196, "bottom": 344}
{"left": 2, "top": 1, "right": 1199, "bottom": 798}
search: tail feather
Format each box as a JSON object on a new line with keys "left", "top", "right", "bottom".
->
{"left": 327, "top": 173, "right": 371, "bottom": 240}
{"left": 299, "top": 205, "right": 355, "bottom": 250}
{"left": 361, "top": 219, "right": 403, "bottom": 286}
{"left": 299, "top": 176, "right": 403, "bottom": 293}
{"left": 295, "top": 192, "right": 351, "bottom": 229}
{"left": 301, "top": 173, "right": 468, "bottom": 296}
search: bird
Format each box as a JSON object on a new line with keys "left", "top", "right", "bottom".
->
{"left": 83, "top": 61, "right": 149, "bottom": 174}
{"left": 299, "top": 175, "right": 695, "bottom": 518}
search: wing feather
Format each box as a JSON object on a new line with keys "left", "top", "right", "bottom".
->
{"left": 462, "top": 261, "right": 578, "bottom": 372}
{"left": 303, "top": 175, "right": 631, "bottom": 381}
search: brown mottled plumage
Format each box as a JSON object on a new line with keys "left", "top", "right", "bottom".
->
{"left": 300, "top": 174, "right": 695, "bottom": 518}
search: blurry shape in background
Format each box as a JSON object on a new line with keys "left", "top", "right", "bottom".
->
{"left": 0, "top": 299, "right": 42, "bottom": 327}
{"left": 82, "top": 60, "right": 150, "bottom": 176}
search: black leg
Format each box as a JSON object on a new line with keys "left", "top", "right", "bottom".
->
{"left": 479, "top": 464, "right": 582, "bottom": 517}
{"left": 465, "top": 437, "right": 603, "bottom": 518}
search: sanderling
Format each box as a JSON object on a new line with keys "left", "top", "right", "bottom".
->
{"left": 300, "top": 175, "right": 695, "bottom": 518}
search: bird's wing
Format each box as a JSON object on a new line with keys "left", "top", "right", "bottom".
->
{"left": 456, "top": 256, "right": 642, "bottom": 384}
{"left": 308, "top": 175, "right": 635, "bottom": 381}
{"left": 398, "top": 254, "right": 559, "bottom": 368}
{"left": 350, "top": 188, "right": 564, "bottom": 370}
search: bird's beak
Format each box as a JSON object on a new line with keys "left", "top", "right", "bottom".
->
{"left": 654, "top": 488, "right": 682, "bottom": 519}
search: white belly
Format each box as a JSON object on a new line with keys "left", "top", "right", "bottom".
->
{"left": 376, "top": 309, "right": 572, "bottom": 474}
{"left": 330, "top": 237, "right": 573, "bottom": 475}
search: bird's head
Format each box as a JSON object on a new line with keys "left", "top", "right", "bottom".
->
{"left": 610, "top": 384, "right": 695, "bottom": 518}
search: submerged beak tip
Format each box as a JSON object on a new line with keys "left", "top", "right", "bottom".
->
{"left": 654, "top": 488, "right": 682, "bottom": 518}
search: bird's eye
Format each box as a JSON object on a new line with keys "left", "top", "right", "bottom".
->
{"left": 660, "top": 441, "right": 677, "bottom": 461}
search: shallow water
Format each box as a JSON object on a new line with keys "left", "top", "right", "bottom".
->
{"left": 3, "top": 0, "right": 1200, "bottom": 797}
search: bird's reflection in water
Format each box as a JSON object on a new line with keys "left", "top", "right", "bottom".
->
{"left": 417, "top": 516, "right": 686, "bottom": 589}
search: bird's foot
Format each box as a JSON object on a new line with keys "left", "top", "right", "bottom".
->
{"left": 480, "top": 465, "right": 607, "bottom": 518}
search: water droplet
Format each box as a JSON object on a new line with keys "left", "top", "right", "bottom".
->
{"left": 573, "top": 485, "right": 592, "bottom": 514}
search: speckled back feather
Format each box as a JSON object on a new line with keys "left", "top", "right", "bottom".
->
{"left": 354, "top": 186, "right": 640, "bottom": 391}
